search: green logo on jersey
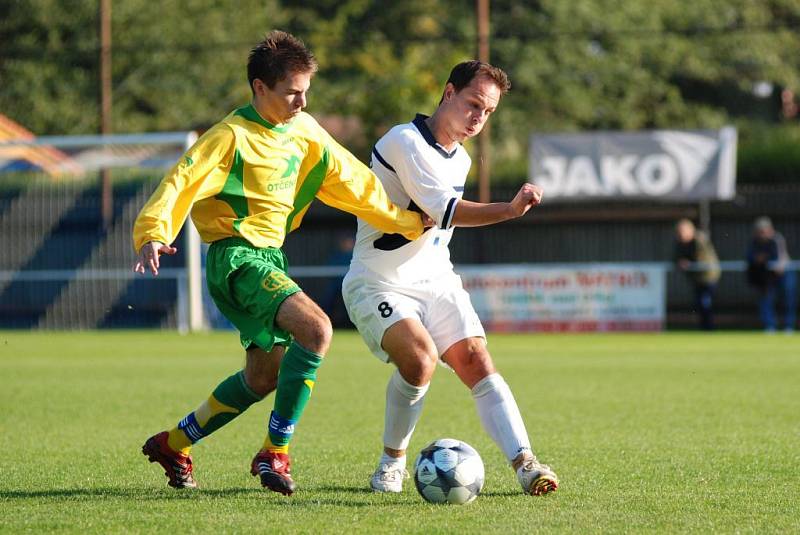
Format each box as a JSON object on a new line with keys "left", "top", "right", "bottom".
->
{"left": 184, "top": 156, "right": 194, "bottom": 166}
{"left": 281, "top": 155, "right": 300, "bottom": 178}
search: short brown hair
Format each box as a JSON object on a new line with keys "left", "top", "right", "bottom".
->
{"left": 247, "top": 30, "right": 318, "bottom": 92}
{"left": 446, "top": 60, "right": 510, "bottom": 94}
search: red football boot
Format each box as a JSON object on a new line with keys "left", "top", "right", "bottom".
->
{"left": 142, "top": 431, "right": 197, "bottom": 489}
{"left": 251, "top": 450, "right": 296, "bottom": 496}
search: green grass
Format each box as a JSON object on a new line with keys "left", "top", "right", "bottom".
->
{"left": 1, "top": 331, "right": 798, "bottom": 533}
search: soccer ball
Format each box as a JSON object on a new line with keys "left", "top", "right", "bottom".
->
{"left": 413, "top": 438, "right": 485, "bottom": 505}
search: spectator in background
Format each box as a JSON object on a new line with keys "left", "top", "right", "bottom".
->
{"left": 746, "top": 216, "right": 796, "bottom": 333}
{"left": 674, "top": 219, "right": 721, "bottom": 330}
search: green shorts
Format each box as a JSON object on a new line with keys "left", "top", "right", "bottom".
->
{"left": 206, "top": 237, "right": 302, "bottom": 351}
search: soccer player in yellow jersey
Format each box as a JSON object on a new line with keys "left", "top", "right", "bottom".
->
{"left": 133, "top": 31, "right": 426, "bottom": 495}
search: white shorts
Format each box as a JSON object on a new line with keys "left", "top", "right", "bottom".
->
{"left": 342, "top": 267, "right": 486, "bottom": 363}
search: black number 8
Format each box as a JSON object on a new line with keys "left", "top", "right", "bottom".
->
{"left": 377, "top": 301, "right": 393, "bottom": 318}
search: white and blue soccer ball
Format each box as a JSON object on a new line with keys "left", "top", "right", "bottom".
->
{"left": 413, "top": 438, "right": 485, "bottom": 505}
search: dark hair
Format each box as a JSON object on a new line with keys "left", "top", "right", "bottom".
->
{"left": 247, "top": 30, "right": 318, "bottom": 92}
{"left": 446, "top": 60, "right": 510, "bottom": 94}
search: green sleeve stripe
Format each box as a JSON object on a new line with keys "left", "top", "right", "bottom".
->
{"left": 285, "top": 147, "right": 329, "bottom": 233}
{"left": 215, "top": 147, "right": 248, "bottom": 231}
{"left": 234, "top": 104, "right": 290, "bottom": 133}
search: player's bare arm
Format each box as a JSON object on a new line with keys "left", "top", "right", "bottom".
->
{"left": 451, "top": 183, "right": 543, "bottom": 228}
{"left": 133, "top": 241, "right": 177, "bottom": 276}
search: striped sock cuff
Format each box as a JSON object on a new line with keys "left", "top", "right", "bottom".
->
{"left": 267, "top": 410, "right": 297, "bottom": 445}
{"left": 178, "top": 412, "right": 205, "bottom": 443}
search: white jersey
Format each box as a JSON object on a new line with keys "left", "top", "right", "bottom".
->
{"left": 349, "top": 114, "right": 471, "bottom": 284}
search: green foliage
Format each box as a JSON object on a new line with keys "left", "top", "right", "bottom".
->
{"left": 1, "top": 1, "right": 799, "bottom": 181}
{"left": 487, "top": 0, "right": 800, "bottom": 177}
{"left": 0, "top": 1, "right": 99, "bottom": 134}
{"left": 277, "top": 0, "right": 470, "bottom": 159}
{"left": 1, "top": 331, "right": 798, "bottom": 532}
{"left": 738, "top": 123, "right": 800, "bottom": 183}
{"left": 0, "top": 0, "right": 287, "bottom": 134}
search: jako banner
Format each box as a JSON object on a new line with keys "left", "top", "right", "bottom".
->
{"left": 529, "top": 127, "right": 737, "bottom": 202}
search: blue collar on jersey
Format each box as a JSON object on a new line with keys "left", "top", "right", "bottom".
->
{"left": 412, "top": 114, "right": 458, "bottom": 159}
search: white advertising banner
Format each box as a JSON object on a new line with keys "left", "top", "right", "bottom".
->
{"left": 458, "top": 264, "right": 666, "bottom": 332}
{"left": 529, "top": 127, "right": 737, "bottom": 202}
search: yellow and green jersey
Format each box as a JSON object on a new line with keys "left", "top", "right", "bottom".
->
{"left": 132, "top": 104, "right": 423, "bottom": 252}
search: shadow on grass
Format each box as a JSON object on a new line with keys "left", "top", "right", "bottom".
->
{"left": 313, "top": 484, "right": 374, "bottom": 494}
{"left": 481, "top": 489, "right": 538, "bottom": 498}
{"left": 0, "top": 485, "right": 417, "bottom": 508}
{"left": 1, "top": 487, "right": 257, "bottom": 500}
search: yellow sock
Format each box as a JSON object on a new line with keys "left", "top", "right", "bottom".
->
{"left": 167, "top": 427, "right": 192, "bottom": 455}
{"left": 165, "top": 371, "right": 262, "bottom": 457}
{"left": 167, "top": 396, "right": 238, "bottom": 456}
{"left": 263, "top": 434, "right": 289, "bottom": 454}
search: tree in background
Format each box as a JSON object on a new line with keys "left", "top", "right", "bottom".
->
{"left": 0, "top": 0, "right": 288, "bottom": 134}
{"left": 1, "top": 0, "right": 798, "bottom": 182}
{"left": 276, "top": 0, "right": 469, "bottom": 159}
{"left": 486, "top": 0, "right": 800, "bottom": 179}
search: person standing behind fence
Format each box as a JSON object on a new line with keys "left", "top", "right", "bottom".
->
{"left": 746, "top": 216, "right": 796, "bottom": 333}
{"left": 674, "top": 219, "right": 721, "bottom": 330}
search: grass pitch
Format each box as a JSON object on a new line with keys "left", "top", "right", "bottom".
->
{"left": 1, "top": 330, "right": 798, "bottom": 533}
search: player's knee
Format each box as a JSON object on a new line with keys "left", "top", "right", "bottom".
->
{"left": 398, "top": 360, "right": 434, "bottom": 386}
{"left": 299, "top": 310, "right": 332, "bottom": 354}
{"left": 415, "top": 355, "right": 438, "bottom": 382}
{"left": 470, "top": 354, "right": 494, "bottom": 379}
{"left": 398, "top": 342, "right": 437, "bottom": 384}
{"left": 464, "top": 341, "right": 494, "bottom": 375}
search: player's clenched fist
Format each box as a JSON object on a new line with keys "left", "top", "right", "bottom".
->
{"left": 509, "top": 183, "right": 544, "bottom": 217}
{"left": 133, "top": 241, "right": 177, "bottom": 276}
{"left": 524, "top": 183, "right": 543, "bottom": 206}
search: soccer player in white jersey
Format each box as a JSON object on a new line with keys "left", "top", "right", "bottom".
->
{"left": 342, "top": 61, "right": 558, "bottom": 496}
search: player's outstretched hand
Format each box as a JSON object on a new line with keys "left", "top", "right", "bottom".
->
{"left": 133, "top": 241, "right": 177, "bottom": 276}
{"left": 510, "top": 183, "right": 544, "bottom": 217}
{"left": 421, "top": 212, "right": 436, "bottom": 228}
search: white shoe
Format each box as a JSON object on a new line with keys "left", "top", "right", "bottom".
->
{"left": 514, "top": 453, "right": 559, "bottom": 496}
{"left": 370, "top": 463, "right": 409, "bottom": 493}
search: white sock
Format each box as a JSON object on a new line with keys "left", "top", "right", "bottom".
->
{"left": 379, "top": 452, "right": 406, "bottom": 468}
{"left": 472, "top": 373, "right": 532, "bottom": 462}
{"left": 383, "top": 369, "right": 429, "bottom": 452}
